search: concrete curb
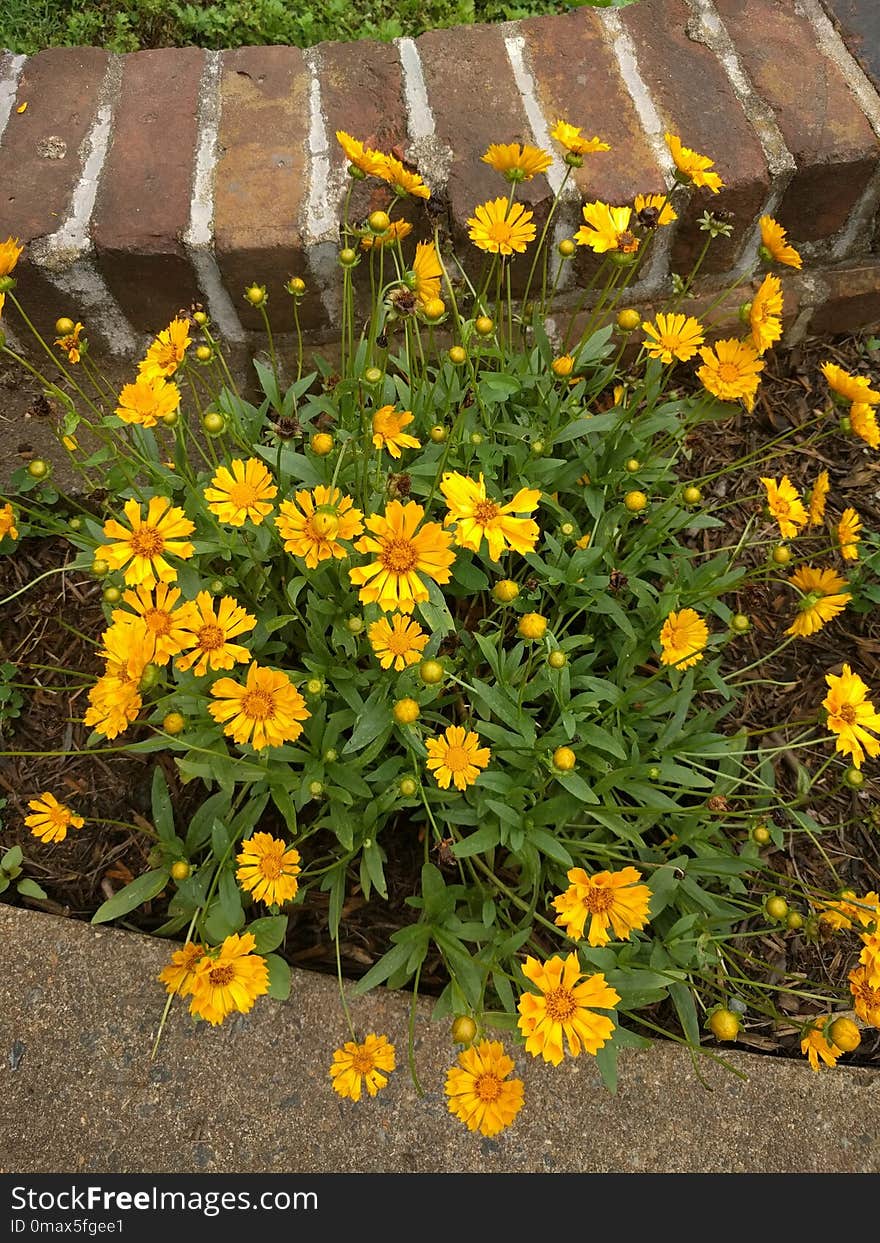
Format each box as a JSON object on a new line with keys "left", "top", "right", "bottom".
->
{"left": 2, "top": 905, "right": 878, "bottom": 1173}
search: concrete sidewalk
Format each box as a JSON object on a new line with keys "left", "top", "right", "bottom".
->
{"left": 1, "top": 905, "right": 878, "bottom": 1173}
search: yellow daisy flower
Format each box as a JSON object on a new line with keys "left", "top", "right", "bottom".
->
{"left": 467, "top": 197, "right": 536, "bottom": 255}
{"left": 800, "top": 1018, "right": 842, "bottom": 1072}
{"left": 550, "top": 119, "right": 610, "bottom": 157}
{"left": 749, "top": 273, "right": 783, "bottom": 354}
{"left": 481, "top": 142, "right": 552, "bottom": 182}
{"left": 97, "top": 496, "right": 195, "bottom": 589}
{"left": 818, "top": 890, "right": 880, "bottom": 933}
{"left": 83, "top": 670, "right": 142, "bottom": 739}
{"left": 54, "top": 321, "right": 84, "bottom": 364}
{"left": 158, "top": 942, "right": 205, "bottom": 997}
{"left": 335, "top": 130, "right": 388, "bottom": 177}
{"left": 188, "top": 932, "right": 270, "bottom": 1026}
{"left": 115, "top": 375, "right": 180, "bottom": 428}
{"left": 236, "top": 832, "right": 301, "bottom": 906}
{"left": 204, "top": 458, "right": 278, "bottom": 527}
{"left": 378, "top": 153, "right": 430, "bottom": 199}
{"left": 517, "top": 953, "right": 619, "bottom": 1065}
{"left": 850, "top": 402, "right": 880, "bottom": 449}
{"left": 368, "top": 613, "right": 429, "bottom": 671}
{"left": 553, "top": 866, "right": 652, "bottom": 947}
{"left": 372, "top": 405, "right": 421, "bottom": 459}
{"left": 425, "top": 724, "right": 491, "bottom": 791}
{"left": 821, "top": 362, "right": 880, "bottom": 405}
{"left": 785, "top": 565, "right": 850, "bottom": 637}
{"left": 329, "top": 1033, "right": 396, "bottom": 1101}
{"left": 860, "top": 932, "right": 880, "bottom": 987}
{"left": 634, "top": 192, "right": 676, "bottom": 226}
{"left": 665, "top": 132, "right": 724, "bottom": 192}
{"left": 0, "top": 235, "right": 23, "bottom": 277}
{"left": 445, "top": 1040, "right": 524, "bottom": 1137}
{"left": 849, "top": 966, "right": 880, "bottom": 1028}
{"left": 659, "top": 608, "right": 709, "bottom": 670}
{"left": 575, "top": 201, "right": 639, "bottom": 255}
{"left": 275, "top": 484, "right": 364, "bottom": 569}
{"left": 97, "top": 619, "right": 152, "bottom": 684}
{"left": 208, "top": 662, "right": 310, "bottom": 751}
{"left": 837, "top": 507, "right": 862, "bottom": 561}
{"left": 696, "top": 338, "right": 764, "bottom": 412}
{"left": 24, "top": 792, "right": 85, "bottom": 844}
{"left": 175, "top": 591, "right": 256, "bottom": 677}
{"left": 440, "top": 471, "right": 540, "bottom": 561}
{"left": 138, "top": 317, "right": 191, "bottom": 380}
{"left": 641, "top": 312, "right": 704, "bottom": 364}
{"left": 822, "top": 663, "right": 880, "bottom": 769}
{"left": 109, "top": 583, "right": 193, "bottom": 664}
{"left": 760, "top": 475, "right": 808, "bottom": 539}
{"left": 0, "top": 502, "right": 19, "bottom": 542}
{"left": 808, "top": 470, "right": 830, "bottom": 527}
{"left": 361, "top": 220, "right": 413, "bottom": 250}
{"left": 759, "top": 215, "right": 802, "bottom": 269}
{"left": 349, "top": 499, "right": 455, "bottom": 614}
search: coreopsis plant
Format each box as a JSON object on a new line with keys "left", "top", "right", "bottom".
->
{"left": 2, "top": 124, "right": 880, "bottom": 1134}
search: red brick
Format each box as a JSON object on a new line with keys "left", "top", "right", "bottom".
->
{"left": 92, "top": 48, "right": 204, "bottom": 334}
{"left": 810, "top": 261, "right": 880, "bottom": 335}
{"left": 715, "top": 0, "right": 879, "bottom": 245}
{"left": 213, "top": 47, "right": 311, "bottom": 332}
{"left": 621, "top": 0, "right": 770, "bottom": 273}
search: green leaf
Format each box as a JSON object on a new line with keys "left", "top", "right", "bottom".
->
{"left": 352, "top": 939, "right": 417, "bottom": 996}
{"left": 151, "top": 767, "right": 175, "bottom": 841}
{"left": 554, "top": 771, "right": 599, "bottom": 804}
{"left": 1, "top": 845, "right": 23, "bottom": 871}
{"left": 91, "top": 868, "right": 169, "bottom": 924}
{"left": 342, "top": 689, "right": 389, "bottom": 754}
{"left": 527, "top": 828, "right": 573, "bottom": 868}
{"left": 16, "top": 877, "right": 47, "bottom": 900}
{"left": 248, "top": 915, "right": 289, "bottom": 955}
{"left": 266, "top": 953, "right": 291, "bottom": 1001}
{"left": 452, "top": 824, "right": 500, "bottom": 858}
{"left": 669, "top": 980, "right": 701, "bottom": 1047}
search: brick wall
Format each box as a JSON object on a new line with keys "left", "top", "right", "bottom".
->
{"left": 2, "top": 0, "right": 880, "bottom": 355}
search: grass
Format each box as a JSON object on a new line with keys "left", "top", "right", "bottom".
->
{"left": 0, "top": 1, "right": 641, "bottom": 55}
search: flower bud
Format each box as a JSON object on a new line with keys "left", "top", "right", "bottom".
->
{"left": 493, "top": 579, "right": 519, "bottom": 604}
{"left": 91, "top": 558, "right": 109, "bottom": 577}
{"left": 195, "top": 345, "right": 213, "bottom": 363}
{"left": 308, "top": 781, "right": 324, "bottom": 798}
{"left": 429, "top": 424, "right": 447, "bottom": 443}
{"left": 399, "top": 776, "right": 418, "bottom": 798}
{"left": 244, "top": 284, "right": 267, "bottom": 306}
{"left": 422, "top": 297, "right": 446, "bottom": 323}
{"left": 163, "top": 711, "right": 186, "bottom": 736}
{"left": 55, "top": 317, "right": 75, "bottom": 336}
{"left": 617, "top": 308, "right": 641, "bottom": 332}
{"left": 551, "top": 355, "right": 574, "bottom": 378}
{"left": 368, "top": 210, "right": 391, "bottom": 234}
{"left": 338, "top": 247, "right": 358, "bottom": 268}
{"left": 470, "top": 432, "right": 484, "bottom": 446}
{"left": 102, "top": 586, "right": 121, "bottom": 604}
{"left": 709, "top": 1008, "right": 740, "bottom": 1042}
{"left": 682, "top": 485, "right": 702, "bottom": 505}
{"left": 624, "top": 490, "right": 647, "bottom": 513}
{"left": 518, "top": 613, "right": 547, "bottom": 641}
{"left": 202, "top": 412, "right": 225, "bottom": 435}
{"left": 393, "top": 697, "right": 420, "bottom": 725}
{"left": 448, "top": 346, "right": 467, "bottom": 365}
{"left": 170, "top": 860, "right": 191, "bottom": 882}
{"left": 770, "top": 544, "right": 791, "bottom": 566}
{"left": 324, "top": 748, "right": 338, "bottom": 764}
{"left": 286, "top": 277, "right": 306, "bottom": 297}
{"left": 419, "top": 659, "right": 444, "bottom": 685}
{"left": 828, "top": 1017, "right": 860, "bottom": 1053}
{"left": 27, "top": 459, "right": 49, "bottom": 479}
{"left": 305, "top": 677, "right": 325, "bottom": 697}
{"left": 552, "top": 746, "right": 576, "bottom": 772}
{"left": 765, "top": 895, "right": 788, "bottom": 921}
{"left": 345, "top": 616, "right": 364, "bottom": 635}
{"left": 844, "top": 766, "right": 865, "bottom": 789}
{"left": 625, "top": 458, "right": 640, "bottom": 473}
{"left": 451, "top": 1015, "right": 478, "bottom": 1045}
{"left": 475, "top": 315, "right": 494, "bottom": 337}
{"left": 311, "top": 432, "right": 334, "bottom": 456}
{"left": 547, "top": 649, "right": 567, "bottom": 670}
{"left": 557, "top": 238, "right": 576, "bottom": 258}
{"left": 731, "top": 613, "right": 750, "bottom": 634}
{"left": 364, "top": 366, "right": 383, "bottom": 386}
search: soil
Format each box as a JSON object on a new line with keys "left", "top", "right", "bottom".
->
{"left": 2, "top": 332, "right": 879, "bottom": 1064}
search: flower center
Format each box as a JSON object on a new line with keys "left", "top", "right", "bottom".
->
{"left": 387, "top": 631, "right": 413, "bottom": 655}
{"left": 351, "top": 1050, "right": 375, "bottom": 1074}
{"left": 489, "top": 221, "right": 514, "bottom": 246}
{"left": 442, "top": 745, "right": 470, "bottom": 773}
{"left": 197, "top": 623, "right": 226, "bottom": 651}
{"left": 311, "top": 510, "right": 340, "bottom": 540}
{"left": 381, "top": 537, "right": 418, "bottom": 573}
{"left": 474, "top": 1072, "right": 502, "bottom": 1103}
{"left": 143, "top": 607, "right": 172, "bottom": 635}
{"left": 837, "top": 704, "right": 857, "bottom": 725}
{"left": 209, "top": 964, "right": 235, "bottom": 987}
{"left": 259, "top": 852, "right": 283, "bottom": 880}
{"left": 48, "top": 806, "right": 69, "bottom": 828}
{"left": 227, "top": 482, "right": 259, "bottom": 510}
{"left": 582, "top": 886, "right": 614, "bottom": 914}
{"left": 544, "top": 986, "right": 577, "bottom": 1023}
{"left": 717, "top": 362, "right": 741, "bottom": 383}
{"left": 473, "top": 500, "right": 500, "bottom": 525}
{"left": 242, "top": 688, "right": 275, "bottom": 721}
{"left": 129, "top": 525, "right": 165, "bottom": 557}
{"left": 617, "top": 231, "right": 639, "bottom": 254}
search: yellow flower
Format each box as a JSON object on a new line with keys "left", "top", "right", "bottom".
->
{"left": 188, "top": 932, "right": 270, "bottom": 1026}
{"left": 760, "top": 475, "right": 807, "bottom": 539}
{"left": 850, "top": 402, "right": 880, "bottom": 448}
{"left": 467, "top": 197, "right": 536, "bottom": 255}
{"left": 329, "top": 1033, "right": 396, "bottom": 1101}
{"left": 634, "top": 192, "right": 676, "bottom": 226}
{"left": 659, "top": 608, "right": 709, "bottom": 670}
{"left": 641, "top": 312, "right": 704, "bottom": 363}
{"left": 808, "top": 470, "right": 830, "bottom": 527}
{"left": 378, "top": 154, "right": 430, "bottom": 199}
{"left": 54, "top": 321, "right": 84, "bottom": 364}
{"left": 335, "top": 130, "right": 388, "bottom": 177}
{"left": 664, "top": 132, "right": 724, "bottom": 192}
{"left": 108, "top": 583, "right": 192, "bottom": 664}
{"left": 0, "top": 502, "right": 19, "bottom": 542}
{"left": 368, "top": 613, "right": 429, "bottom": 671}
{"left": 97, "top": 619, "right": 152, "bottom": 683}
{"left": 550, "top": 119, "right": 610, "bottom": 156}
{"left": 800, "top": 1018, "right": 842, "bottom": 1073}
{"left": 236, "top": 831, "right": 301, "bottom": 906}
{"left": 575, "top": 201, "right": 639, "bottom": 255}
{"left": 0, "top": 236, "right": 23, "bottom": 276}
{"left": 83, "top": 670, "right": 142, "bottom": 739}
{"left": 837, "top": 508, "right": 862, "bottom": 561}
{"left": 410, "top": 240, "right": 443, "bottom": 306}
{"left": 175, "top": 591, "right": 256, "bottom": 677}
{"left": 785, "top": 565, "right": 850, "bottom": 637}
{"left": 349, "top": 499, "right": 455, "bottom": 614}
{"left": 517, "top": 953, "right": 619, "bottom": 1065}
{"left": 860, "top": 932, "right": 880, "bottom": 987}
{"left": 821, "top": 362, "right": 880, "bottom": 405}
{"left": 440, "top": 471, "right": 540, "bottom": 561}
{"left": 481, "top": 142, "right": 552, "bottom": 182}
{"left": 24, "top": 792, "right": 85, "bottom": 844}
{"left": 361, "top": 220, "right": 413, "bottom": 250}
{"left": 209, "top": 662, "right": 310, "bottom": 751}
{"left": 445, "top": 1040, "right": 524, "bottom": 1137}
{"left": 759, "top": 215, "right": 802, "bottom": 269}
{"left": 275, "top": 485, "right": 364, "bottom": 569}
{"left": 425, "top": 724, "right": 491, "bottom": 791}
{"left": 97, "top": 496, "right": 195, "bottom": 589}
{"left": 749, "top": 273, "right": 783, "bottom": 354}
{"left": 138, "top": 317, "right": 191, "bottom": 380}
{"left": 372, "top": 405, "right": 421, "bottom": 459}
{"left": 696, "top": 338, "right": 764, "bottom": 412}
{"left": 158, "top": 942, "right": 205, "bottom": 997}
{"left": 552, "top": 866, "right": 652, "bottom": 947}
{"left": 818, "top": 890, "right": 880, "bottom": 933}
{"left": 115, "top": 375, "right": 180, "bottom": 428}
{"left": 204, "top": 458, "right": 278, "bottom": 527}
{"left": 518, "top": 612, "right": 547, "bottom": 641}
{"left": 822, "top": 663, "right": 880, "bottom": 769}
{"left": 849, "top": 966, "right": 880, "bottom": 1028}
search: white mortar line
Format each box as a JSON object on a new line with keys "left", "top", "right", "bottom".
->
{"left": 396, "top": 37, "right": 435, "bottom": 143}
{"left": 303, "top": 47, "right": 342, "bottom": 323}
{"left": 0, "top": 53, "right": 26, "bottom": 141}
{"left": 503, "top": 31, "right": 565, "bottom": 196}
{"left": 184, "top": 51, "right": 245, "bottom": 344}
